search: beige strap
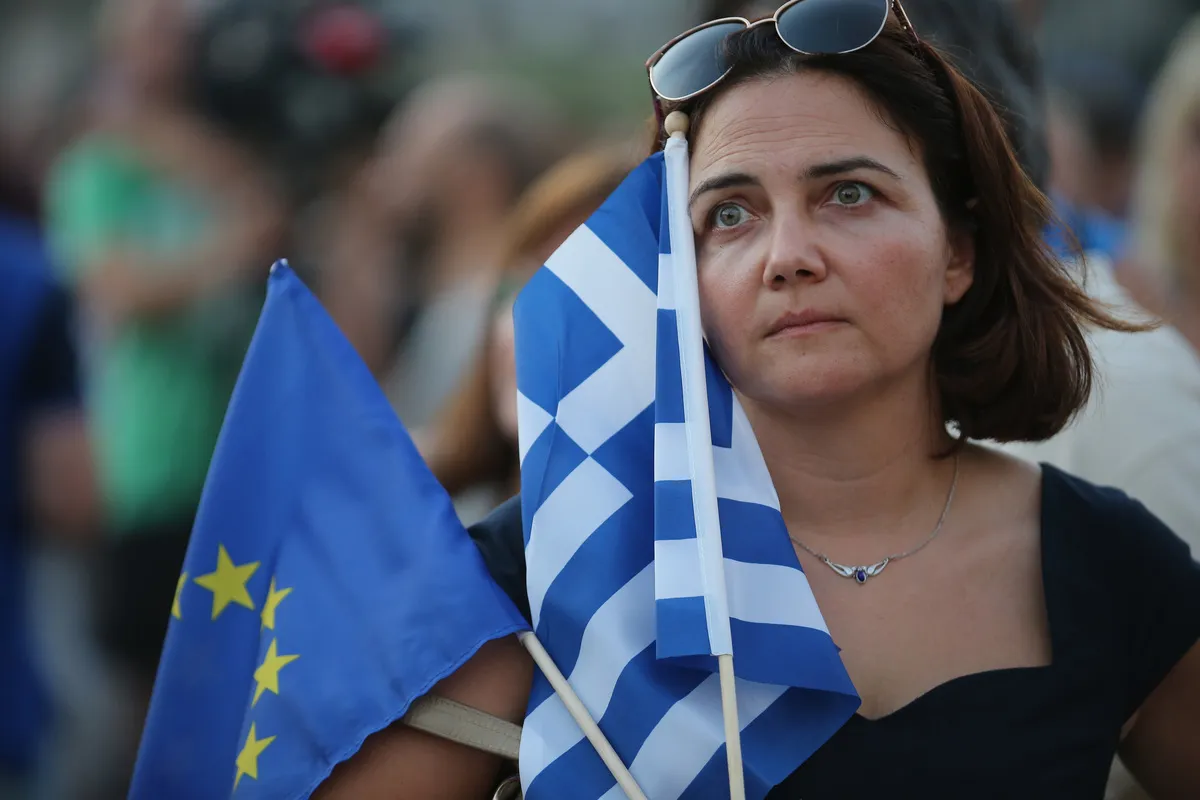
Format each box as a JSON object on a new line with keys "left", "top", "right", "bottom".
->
{"left": 402, "top": 695, "right": 523, "bottom": 761}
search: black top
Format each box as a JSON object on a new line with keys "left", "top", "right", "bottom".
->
{"left": 468, "top": 465, "right": 1200, "bottom": 799}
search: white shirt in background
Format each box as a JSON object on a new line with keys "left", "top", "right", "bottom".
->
{"left": 997, "top": 256, "right": 1200, "bottom": 556}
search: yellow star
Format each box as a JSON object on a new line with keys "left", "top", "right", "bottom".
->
{"left": 260, "top": 578, "right": 292, "bottom": 630}
{"left": 233, "top": 723, "right": 275, "bottom": 790}
{"left": 172, "top": 572, "right": 187, "bottom": 620}
{"left": 252, "top": 639, "right": 299, "bottom": 706}
{"left": 194, "top": 545, "right": 260, "bottom": 620}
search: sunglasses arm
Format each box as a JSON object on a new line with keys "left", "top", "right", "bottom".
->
{"left": 650, "top": 79, "right": 667, "bottom": 148}
{"left": 890, "top": 0, "right": 920, "bottom": 43}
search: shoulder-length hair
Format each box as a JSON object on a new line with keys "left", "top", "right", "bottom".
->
{"left": 1131, "top": 17, "right": 1200, "bottom": 297}
{"left": 659, "top": 20, "right": 1143, "bottom": 443}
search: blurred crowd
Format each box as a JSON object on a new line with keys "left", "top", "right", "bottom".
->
{"left": 0, "top": 0, "right": 1197, "bottom": 798}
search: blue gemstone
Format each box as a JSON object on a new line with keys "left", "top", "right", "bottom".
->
{"left": 855, "top": 569, "right": 867, "bottom": 584}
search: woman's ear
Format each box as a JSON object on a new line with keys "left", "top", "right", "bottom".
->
{"left": 944, "top": 224, "right": 976, "bottom": 306}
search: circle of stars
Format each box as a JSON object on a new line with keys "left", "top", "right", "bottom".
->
{"left": 174, "top": 544, "right": 302, "bottom": 793}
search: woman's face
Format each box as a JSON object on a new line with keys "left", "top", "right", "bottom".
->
{"left": 689, "top": 70, "right": 974, "bottom": 414}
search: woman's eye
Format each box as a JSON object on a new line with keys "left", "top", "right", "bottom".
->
{"left": 712, "top": 202, "right": 751, "bottom": 229}
{"left": 831, "top": 181, "right": 875, "bottom": 207}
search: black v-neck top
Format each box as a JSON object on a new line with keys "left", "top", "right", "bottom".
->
{"left": 468, "top": 465, "right": 1200, "bottom": 799}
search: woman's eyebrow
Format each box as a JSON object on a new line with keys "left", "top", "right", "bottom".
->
{"left": 688, "top": 157, "right": 901, "bottom": 211}
{"left": 689, "top": 172, "right": 759, "bottom": 212}
{"left": 803, "top": 156, "right": 901, "bottom": 181}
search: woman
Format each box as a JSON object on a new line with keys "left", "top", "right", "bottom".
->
{"left": 316, "top": 6, "right": 1200, "bottom": 798}
{"left": 421, "top": 146, "right": 637, "bottom": 520}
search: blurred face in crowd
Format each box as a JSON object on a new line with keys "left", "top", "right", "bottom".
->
{"left": 1176, "top": 110, "right": 1200, "bottom": 273}
{"left": 105, "top": 0, "right": 191, "bottom": 98}
{"left": 689, "top": 71, "right": 974, "bottom": 414}
{"left": 1045, "top": 105, "right": 1094, "bottom": 210}
{"left": 1046, "top": 101, "right": 1133, "bottom": 219}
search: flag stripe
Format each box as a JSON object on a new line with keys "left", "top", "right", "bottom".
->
{"left": 526, "top": 457, "right": 632, "bottom": 627}
{"left": 615, "top": 675, "right": 786, "bottom": 800}
{"left": 655, "top": 412, "right": 779, "bottom": 509}
{"left": 523, "top": 564, "right": 656, "bottom": 773}
{"left": 517, "top": 391, "right": 554, "bottom": 463}
{"left": 527, "top": 498, "right": 654, "bottom": 709}
{"left": 654, "top": 542, "right": 830, "bottom": 632}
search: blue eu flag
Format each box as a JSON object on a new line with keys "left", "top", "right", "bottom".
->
{"left": 130, "top": 262, "right": 528, "bottom": 799}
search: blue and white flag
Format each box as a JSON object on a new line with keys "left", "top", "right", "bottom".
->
{"left": 514, "top": 153, "right": 860, "bottom": 800}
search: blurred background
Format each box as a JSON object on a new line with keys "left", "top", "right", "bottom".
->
{"left": 1, "top": 0, "right": 1198, "bottom": 798}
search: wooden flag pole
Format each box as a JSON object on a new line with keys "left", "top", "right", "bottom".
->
{"left": 519, "top": 632, "right": 649, "bottom": 800}
{"left": 664, "top": 109, "right": 747, "bottom": 800}
{"left": 718, "top": 654, "right": 746, "bottom": 800}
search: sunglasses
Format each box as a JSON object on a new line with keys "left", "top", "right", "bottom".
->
{"left": 646, "top": 0, "right": 920, "bottom": 129}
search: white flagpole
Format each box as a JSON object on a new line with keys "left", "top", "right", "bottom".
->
{"left": 662, "top": 110, "right": 746, "bottom": 800}
{"left": 518, "top": 632, "right": 649, "bottom": 800}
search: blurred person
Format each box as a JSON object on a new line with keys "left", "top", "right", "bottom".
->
{"left": 421, "top": 146, "right": 636, "bottom": 523}
{"left": 187, "top": 0, "right": 426, "bottom": 207}
{"left": 0, "top": 14, "right": 121, "bottom": 800}
{"left": 320, "top": 74, "right": 565, "bottom": 429}
{"left": 1005, "top": 17, "right": 1200, "bottom": 562}
{"left": 1034, "top": 0, "right": 1200, "bottom": 89}
{"left": 44, "top": 0, "right": 283, "bottom": 789}
{"left": 316, "top": 7, "right": 1200, "bottom": 798}
{"left": 1125, "top": 18, "right": 1200, "bottom": 349}
{"left": 0, "top": 196, "right": 97, "bottom": 797}
{"left": 1055, "top": 17, "right": 1200, "bottom": 557}
{"left": 1042, "top": 55, "right": 1143, "bottom": 259}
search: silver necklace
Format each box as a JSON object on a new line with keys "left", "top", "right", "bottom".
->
{"left": 790, "top": 455, "right": 960, "bottom": 586}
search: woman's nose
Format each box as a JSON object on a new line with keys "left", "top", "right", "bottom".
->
{"left": 761, "top": 215, "right": 828, "bottom": 287}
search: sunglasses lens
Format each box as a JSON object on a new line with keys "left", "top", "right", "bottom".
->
{"left": 776, "top": 0, "right": 890, "bottom": 54}
{"left": 651, "top": 21, "right": 746, "bottom": 101}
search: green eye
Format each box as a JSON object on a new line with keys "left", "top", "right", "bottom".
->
{"left": 833, "top": 182, "right": 874, "bottom": 207}
{"left": 713, "top": 203, "right": 750, "bottom": 228}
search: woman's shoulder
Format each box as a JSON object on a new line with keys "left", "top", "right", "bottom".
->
{"left": 1039, "top": 461, "right": 1200, "bottom": 706}
{"left": 1039, "top": 461, "right": 1190, "bottom": 554}
{"left": 467, "top": 496, "right": 530, "bottom": 623}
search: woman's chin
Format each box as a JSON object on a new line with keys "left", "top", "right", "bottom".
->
{"left": 750, "top": 366, "right": 881, "bottom": 413}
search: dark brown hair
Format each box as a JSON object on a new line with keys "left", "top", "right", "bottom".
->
{"left": 660, "top": 20, "right": 1144, "bottom": 443}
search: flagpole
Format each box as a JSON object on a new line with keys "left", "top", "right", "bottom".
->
{"left": 663, "top": 111, "right": 747, "bottom": 800}
{"left": 519, "top": 632, "right": 649, "bottom": 800}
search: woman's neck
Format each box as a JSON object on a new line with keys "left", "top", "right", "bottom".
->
{"left": 744, "top": 375, "right": 957, "bottom": 550}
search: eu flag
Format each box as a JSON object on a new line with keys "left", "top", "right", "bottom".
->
{"left": 130, "top": 262, "right": 528, "bottom": 799}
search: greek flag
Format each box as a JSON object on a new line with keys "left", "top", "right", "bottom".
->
{"left": 514, "top": 153, "right": 859, "bottom": 799}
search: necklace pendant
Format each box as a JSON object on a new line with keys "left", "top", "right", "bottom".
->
{"left": 823, "top": 557, "right": 890, "bottom": 585}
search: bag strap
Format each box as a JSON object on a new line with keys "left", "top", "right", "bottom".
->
{"left": 402, "top": 695, "right": 523, "bottom": 761}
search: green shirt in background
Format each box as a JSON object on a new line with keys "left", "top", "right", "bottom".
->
{"left": 46, "top": 136, "right": 259, "bottom": 536}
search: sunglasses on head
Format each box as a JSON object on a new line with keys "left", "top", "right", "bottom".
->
{"left": 646, "top": 0, "right": 919, "bottom": 128}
